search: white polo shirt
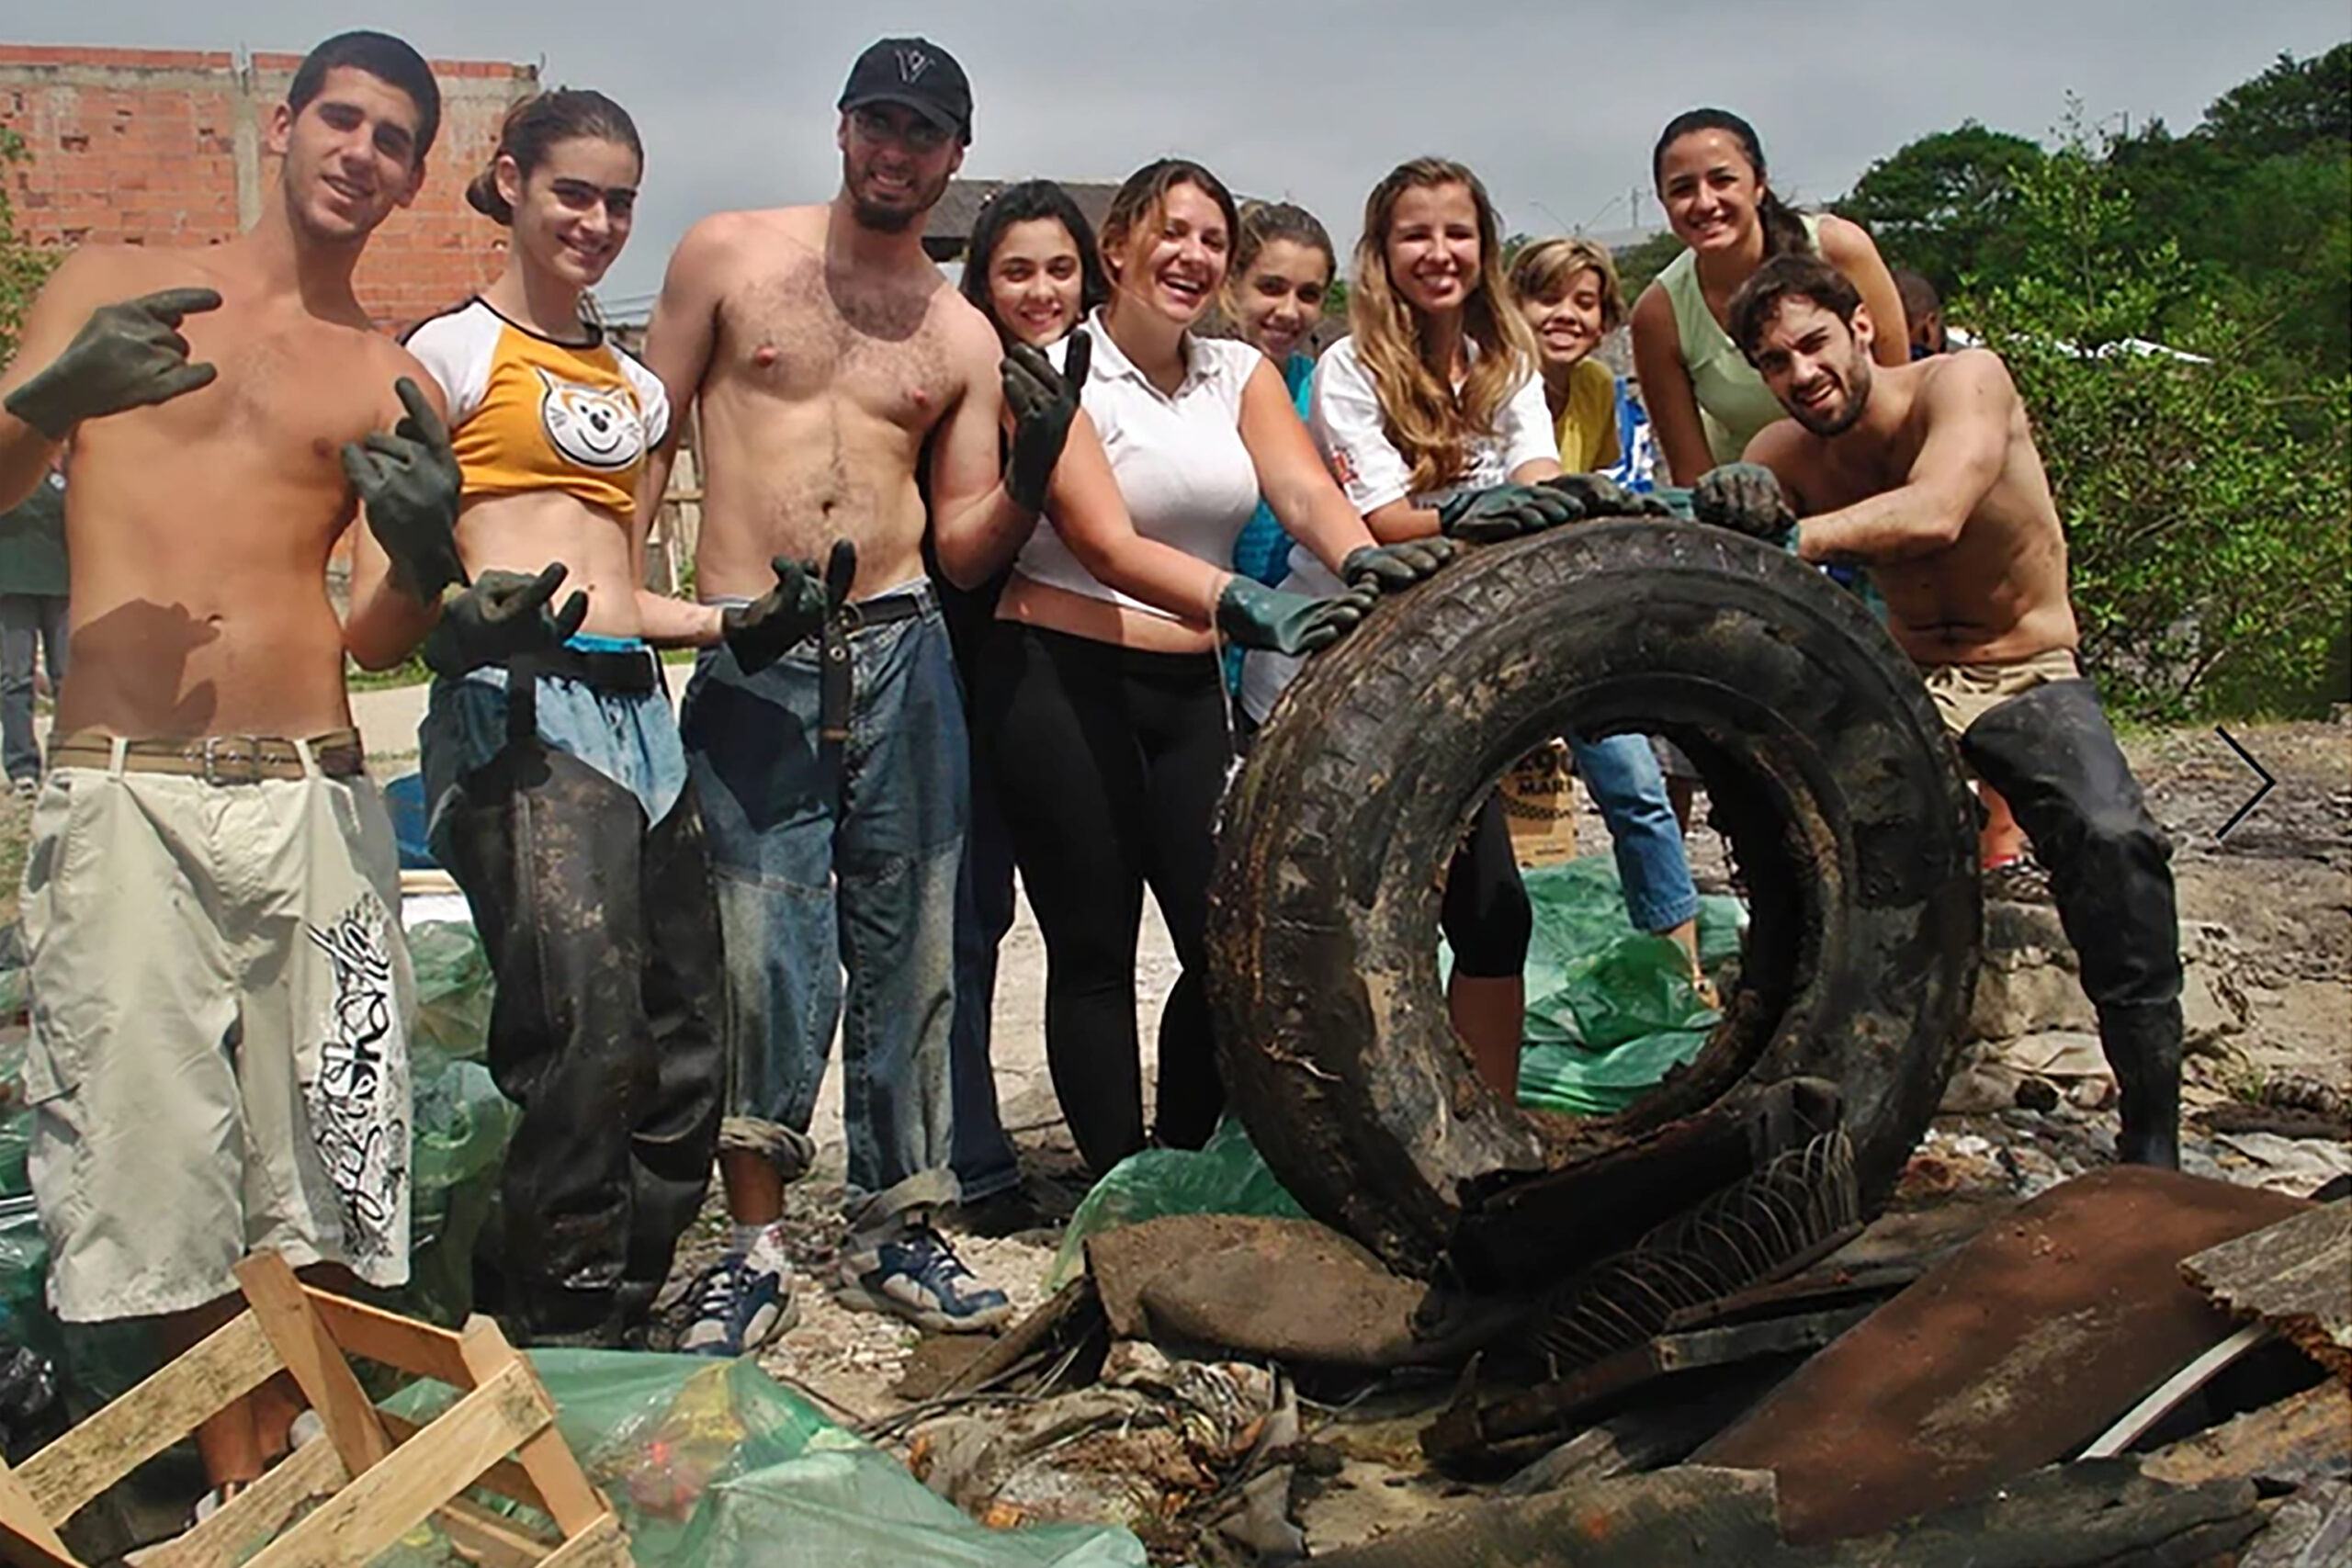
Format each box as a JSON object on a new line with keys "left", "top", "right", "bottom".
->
{"left": 1241, "top": 334, "right": 1558, "bottom": 720}
{"left": 1011, "top": 309, "right": 1265, "bottom": 621}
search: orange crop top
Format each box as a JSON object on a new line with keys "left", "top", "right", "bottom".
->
{"left": 402, "top": 299, "right": 670, "bottom": 518}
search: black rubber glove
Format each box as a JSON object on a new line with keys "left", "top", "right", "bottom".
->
{"left": 421, "top": 564, "right": 589, "bottom": 679}
{"left": 722, "top": 555, "right": 830, "bottom": 673}
{"left": 1341, "top": 537, "right": 1457, "bottom": 592}
{"left": 1003, "top": 328, "right": 1091, "bottom": 513}
{"left": 1216, "top": 578, "right": 1375, "bottom": 655}
{"left": 1692, "top": 462, "right": 1799, "bottom": 546}
{"left": 4, "top": 288, "right": 221, "bottom": 439}
{"left": 1435, "top": 483, "right": 1577, "bottom": 543}
{"left": 1542, "top": 471, "right": 1680, "bottom": 521}
{"left": 344, "top": 378, "right": 468, "bottom": 604}
{"left": 820, "top": 538, "right": 858, "bottom": 612}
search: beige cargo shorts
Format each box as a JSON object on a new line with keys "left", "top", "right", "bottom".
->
{"left": 19, "top": 738, "right": 414, "bottom": 1322}
{"left": 1919, "top": 647, "right": 2082, "bottom": 739}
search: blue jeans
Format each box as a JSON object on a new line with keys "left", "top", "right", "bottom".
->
{"left": 418, "top": 636, "right": 688, "bottom": 840}
{"left": 1568, "top": 733, "right": 1700, "bottom": 934}
{"left": 0, "top": 593, "right": 66, "bottom": 784}
{"left": 680, "top": 591, "right": 966, "bottom": 1235}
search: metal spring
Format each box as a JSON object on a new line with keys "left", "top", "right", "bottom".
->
{"left": 1532, "top": 1126, "right": 1860, "bottom": 1371}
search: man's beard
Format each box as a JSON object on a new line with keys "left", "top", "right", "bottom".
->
{"left": 851, "top": 199, "right": 918, "bottom": 234}
{"left": 848, "top": 163, "right": 946, "bottom": 235}
{"left": 1793, "top": 357, "right": 1872, "bottom": 437}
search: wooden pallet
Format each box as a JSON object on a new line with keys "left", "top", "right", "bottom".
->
{"left": 0, "top": 1252, "right": 629, "bottom": 1568}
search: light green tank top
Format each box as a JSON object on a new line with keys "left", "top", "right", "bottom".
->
{"left": 1657, "top": 213, "right": 1821, "bottom": 465}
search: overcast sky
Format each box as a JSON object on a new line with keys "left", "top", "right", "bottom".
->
{"left": 17, "top": 2, "right": 2347, "bottom": 307}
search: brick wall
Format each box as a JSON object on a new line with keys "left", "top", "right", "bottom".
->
{"left": 1, "top": 43, "right": 537, "bottom": 327}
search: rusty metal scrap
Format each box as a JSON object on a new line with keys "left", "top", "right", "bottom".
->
{"left": 1423, "top": 1306, "right": 1869, "bottom": 1467}
{"left": 1697, "top": 1166, "right": 2312, "bottom": 1544}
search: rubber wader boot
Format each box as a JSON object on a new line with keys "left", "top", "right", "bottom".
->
{"left": 2102, "top": 1000, "right": 2182, "bottom": 1169}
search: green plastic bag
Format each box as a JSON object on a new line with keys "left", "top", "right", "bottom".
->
{"left": 379, "top": 919, "right": 515, "bottom": 1325}
{"left": 390, "top": 1049, "right": 519, "bottom": 1327}
{"left": 409, "top": 919, "right": 495, "bottom": 1062}
{"left": 1511, "top": 853, "right": 1747, "bottom": 1117}
{"left": 1047, "top": 1116, "right": 1306, "bottom": 1291}
{"left": 0, "top": 1037, "right": 28, "bottom": 1201}
{"left": 0, "top": 1195, "right": 157, "bottom": 1408}
{"left": 385, "top": 1352, "right": 1148, "bottom": 1567}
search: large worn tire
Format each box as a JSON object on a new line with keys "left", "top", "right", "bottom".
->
{"left": 1207, "top": 522, "right": 1980, "bottom": 1280}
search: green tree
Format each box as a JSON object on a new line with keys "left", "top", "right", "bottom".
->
{"left": 1836, "top": 121, "right": 2048, "bottom": 292}
{"left": 1608, "top": 230, "right": 1684, "bottom": 301}
{"left": 2105, "top": 48, "right": 2352, "bottom": 384}
{"left": 1963, "top": 122, "right": 2351, "bottom": 720}
{"left": 1, "top": 128, "right": 63, "bottom": 366}
{"left": 2199, "top": 42, "right": 2351, "bottom": 162}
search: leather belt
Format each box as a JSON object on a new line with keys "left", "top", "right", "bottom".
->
{"left": 46, "top": 729, "right": 368, "bottom": 784}
{"left": 501, "top": 644, "right": 662, "bottom": 749}
{"left": 819, "top": 580, "right": 927, "bottom": 746}
{"left": 506, "top": 644, "right": 659, "bottom": 695}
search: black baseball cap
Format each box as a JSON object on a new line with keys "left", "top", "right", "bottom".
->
{"left": 838, "top": 37, "right": 972, "bottom": 144}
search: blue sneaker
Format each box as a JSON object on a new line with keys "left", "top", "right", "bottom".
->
{"left": 836, "top": 1224, "right": 1012, "bottom": 1333}
{"left": 677, "top": 1249, "right": 796, "bottom": 1357}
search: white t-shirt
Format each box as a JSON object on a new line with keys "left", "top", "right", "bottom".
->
{"left": 1241, "top": 334, "right": 1558, "bottom": 720}
{"left": 1011, "top": 309, "right": 1265, "bottom": 621}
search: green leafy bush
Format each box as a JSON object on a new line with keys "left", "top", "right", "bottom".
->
{"left": 1964, "top": 128, "right": 2350, "bottom": 720}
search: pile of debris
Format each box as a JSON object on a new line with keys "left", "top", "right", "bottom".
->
{"left": 876, "top": 1134, "right": 2347, "bottom": 1566}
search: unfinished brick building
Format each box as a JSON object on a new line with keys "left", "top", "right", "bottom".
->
{"left": 0, "top": 43, "right": 538, "bottom": 327}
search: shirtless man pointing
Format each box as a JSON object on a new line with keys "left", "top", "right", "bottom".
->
{"left": 1692, "top": 251, "right": 2185, "bottom": 1168}
{"left": 0, "top": 31, "right": 572, "bottom": 1505}
{"left": 639, "top": 37, "right": 1071, "bottom": 1348}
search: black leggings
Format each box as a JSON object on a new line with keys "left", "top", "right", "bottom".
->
{"left": 1444, "top": 798, "right": 1532, "bottom": 977}
{"left": 977, "top": 621, "right": 1233, "bottom": 1172}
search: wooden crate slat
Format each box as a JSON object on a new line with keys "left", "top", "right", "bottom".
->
{"left": 536, "top": 1510, "right": 632, "bottom": 1567}
{"left": 130, "top": 1438, "right": 348, "bottom": 1568}
{"left": 0, "top": 1461, "right": 75, "bottom": 1566}
{"left": 241, "top": 1361, "right": 549, "bottom": 1568}
{"left": 0, "top": 1474, "right": 78, "bottom": 1568}
{"left": 432, "top": 1497, "right": 564, "bottom": 1568}
{"left": 17, "top": 1314, "right": 280, "bottom": 1522}
{"left": 0, "top": 1522, "right": 82, "bottom": 1568}
{"left": 380, "top": 1413, "right": 549, "bottom": 1516}
{"left": 4, "top": 1256, "right": 627, "bottom": 1568}
{"left": 304, "top": 1292, "right": 476, "bottom": 1390}
{"left": 457, "top": 1325, "right": 608, "bottom": 1538}
{"left": 231, "top": 1256, "right": 393, "bottom": 1475}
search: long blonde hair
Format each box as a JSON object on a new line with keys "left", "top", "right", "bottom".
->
{"left": 1348, "top": 158, "right": 1535, "bottom": 496}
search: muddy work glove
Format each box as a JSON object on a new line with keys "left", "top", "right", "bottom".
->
{"left": 345, "top": 378, "right": 468, "bottom": 604}
{"left": 1435, "top": 483, "right": 1577, "bottom": 544}
{"left": 4, "top": 288, "right": 221, "bottom": 439}
{"left": 722, "top": 554, "right": 831, "bottom": 673}
{"left": 1003, "top": 329, "right": 1091, "bottom": 514}
{"left": 1341, "top": 537, "right": 1457, "bottom": 592}
{"left": 422, "top": 564, "right": 589, "bottom": 679}
{"left": 1543, "top": 472, "right": 1675, "bottom": 520}
{"left": 1216, "top": 578, "right": 1374, "bottom": 655}
{"left": 1692, "top": 463, "right": 1798, "bottom": 546}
